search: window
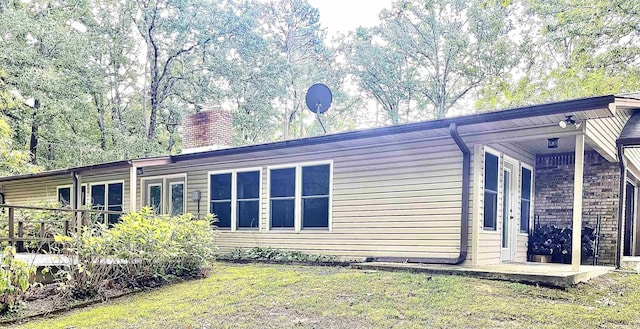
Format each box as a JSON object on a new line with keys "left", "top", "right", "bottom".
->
{"left": 142, "top": 175, "right": 187, "bottom": 216}
{"left": 270, "top": 168, "right": 296, "bottom": 229}
{"left": 302, "top": 164, "right": 330, "bottom": 228}
{"left": 210, "top": 173, "right": 232, "bottom": 228}
{"left": 483, "top": 152, "right": 499, "bottom": 230}
{"left": 268, "top": 162, "right": 332, "bottom": 231}
{"left": 520, "top": 167, "right": 532, "bottom": 233}
{"left": 58, "top": 187, "right": 71, "bottom": 206}
{"left": 148, "top": 184, "right": 162, "bottom": 214}
{"left": 209, "top": 170, "right": 261, "bottom": 230}
{"left": 170, "top": 182, "right": 185, "bottom": 216}
{"left": 236, "top": 171, "right": 260, "bottom": 229}
{"left": 57, "top": 185, "right": 86, "bottom": 207}
{"left": 91, "top": 182, "right": 123, "bottom": 226}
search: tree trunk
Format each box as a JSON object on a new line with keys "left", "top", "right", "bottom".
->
{"left": 94, "top": 94, "right": 107, "bottom": 151}
{"left": 29, "top": 100, "right": 40, "bottom": 164}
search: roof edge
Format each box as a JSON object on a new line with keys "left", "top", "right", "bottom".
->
{"left": 0, "top": 94, "right": 618, "bottom": 183}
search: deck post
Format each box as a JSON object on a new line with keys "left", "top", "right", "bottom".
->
{"left": 7, "top": 207, "right": 14, "bottom": 247}
{"left": 17, "top": 221, "right": 23, "bottom": 252}
{"left": 572, "top": 134, "right": 585, "bottom": 272}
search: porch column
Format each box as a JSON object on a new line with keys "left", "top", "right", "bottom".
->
{"left": 129, "top": 166, "right": 137, "bottom": 213}
{"left": 572, "top": 134, "right": 585, "bottom": 272}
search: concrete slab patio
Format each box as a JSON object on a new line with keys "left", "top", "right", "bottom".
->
{"left": 351, "top": 262, "right": 614, "bottom": 288}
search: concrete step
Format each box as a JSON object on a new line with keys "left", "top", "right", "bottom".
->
{"left": 621, "top": 257, "right": 640, "bottom": 272}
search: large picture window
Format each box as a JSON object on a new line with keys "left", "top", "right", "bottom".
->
{"left": 209, "top": 170, "right": 261, "bottom": 230}
{"left": 520, "top": 167, "right": 532, "bottom": 233}
{"left": 268, "top": 162, "right": 332, "bottom": 231}
{"left": 483, "top": 152, "right": 499, "bottom": 230}
{"left": 210, "top": 173, "right": 232, "bottom": 229}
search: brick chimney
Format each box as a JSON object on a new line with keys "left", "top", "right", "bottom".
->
{"left": 181, "top": 105, "right": 232, "bottom": 154}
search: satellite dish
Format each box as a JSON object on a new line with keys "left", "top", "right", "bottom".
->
{"left": 305, "top": 84, "right": 332, "bottom": 114}
{"left": 305, "top": 84, "right": 332, "bottom": 134}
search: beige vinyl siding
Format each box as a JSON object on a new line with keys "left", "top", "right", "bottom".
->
{"left": 1, "top": 170, "right": 130, "bottom": 213}
{"left": 586, "top": 109, "right": 640, "bottom": 165}
{"left": 139, "top": 131, "right": 473, "bottom": 260}
{"left": 2, "top": 175, "right": 71, "bottom": 205}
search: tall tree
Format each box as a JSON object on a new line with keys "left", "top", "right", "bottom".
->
{"left": 130, "top": 0, "right": 252, "bottom": 149}
{"left": 477, "top": 0, "right": 640, "bottom": 109}
{"left": 261, "top": 0, "right": 331, "bottom": 139}
{"left": 0, "top": 0, "right": 96, "bottom": 166}
{"left": 349, "top": 0, "right": 515, "bottom": 121}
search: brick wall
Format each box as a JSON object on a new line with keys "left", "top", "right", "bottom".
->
{"left": 181, "top": 108, "right": 232, "bottom": 153}
{"left": 534, "top": 151, "right": 619, "bottom": 265}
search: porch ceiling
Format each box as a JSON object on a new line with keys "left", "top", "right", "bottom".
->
{"left": 513, "top": 135, "right": 594, "bottom": 155}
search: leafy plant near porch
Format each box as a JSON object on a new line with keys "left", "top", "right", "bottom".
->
{"left": 0, "top": 246, "right": 36, "bottom": 314}
{"left": 53, "top": 208, "right": 217, "bottom": 299}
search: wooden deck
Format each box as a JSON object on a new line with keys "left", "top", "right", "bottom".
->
{"left": 351, "top": 261, "right": 614, "bottom": 288}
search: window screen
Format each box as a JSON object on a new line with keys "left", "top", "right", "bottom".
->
{"left": 301, "top": 164, "right": 330, "bottom": 228}
{"left": 107, "top": 183, "right": 123, "bottom": 225}
{"left": 58, "top": 187, "right": 71, "bottom": 206}
{"left": 171, "top": 183, "right": 184, "bottom": 216}
{"left": 149, "top": 184, "right": 162, "bottom": 214}
{"left": 520, "top": 167, "right": 532, "bottom": 233}
{"left": 270, "top": 168, "right": 295, "bottom": 228}
{"left": 483, "top": 153, "right": 499, "bottom": 230}
{"left": 210, "top": 173, "right": 232, "bottom": 228}
{"left": 237, "top": 171, "right": 260, "bottom": 229}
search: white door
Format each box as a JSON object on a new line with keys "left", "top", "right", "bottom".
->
{"left": 501, "top": 160, "right": 518, "bottom": 261}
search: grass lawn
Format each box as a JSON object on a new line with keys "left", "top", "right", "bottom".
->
{"left": 11, "top": 263, "right": 640, "bottom": 329}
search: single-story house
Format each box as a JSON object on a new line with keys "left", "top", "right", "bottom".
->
{"left": 2, "top": 94, "right": 640, "bottom": 270}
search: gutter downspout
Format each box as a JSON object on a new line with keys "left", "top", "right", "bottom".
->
{"left": 616, "top": 143, "right": 626, "bottom": 269}
{"left": 370, "top": 123, "right": 470, "bottom": 264}
{"left": 72, "top": 171, "right": 81, "bottom": 231}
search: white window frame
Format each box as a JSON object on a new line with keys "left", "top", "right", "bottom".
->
{"left": 519, "top": 162, "right": 534, "bottom": 235}
{"left": 482, "top": 147, "right": 501, "bottom": 233}
{"left": 168, "top": 181, "right": 186, "bottom": 216}
{"left": 57, "top": 184, "right": 87, "bottom": 207}
{"left": 139, "top": 173, "right": 188, "bottom": 215}
{"left": 207, "top": 167, "right": 262, "bottom": 231}
{"left": 266, "top": 160, "right": 333, "bottom": 233}
{"left": 88, "top": 180, "right": 125, "bottom": 224}
{"left": 147, "top": 183, "right": 163, "bottom": 214}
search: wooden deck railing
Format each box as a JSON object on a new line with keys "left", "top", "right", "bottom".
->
{"left": 0, "top": 204, "right": 124, "bottom": 252}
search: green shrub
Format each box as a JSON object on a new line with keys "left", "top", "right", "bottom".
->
{"left": 0, "top": 246, "right": 36, "bottom": 314}
{"left": 221, "top": 247, "right": 339, "bottom": 264}
{"left": 53, "top": 224, "right": 115, "bottom": 299}
{"left": 53, "top": 208, "right": 217, "bottom": 297}
{"left": 108, "top": 208, "right": 217, "bottom": 284}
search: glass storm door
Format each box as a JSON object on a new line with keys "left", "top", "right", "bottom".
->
{"left": 624, "top": 181, "right": 636, "bottom": 256}
{"left": 501, "top": 161, "right": 517, "bottom": 262}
